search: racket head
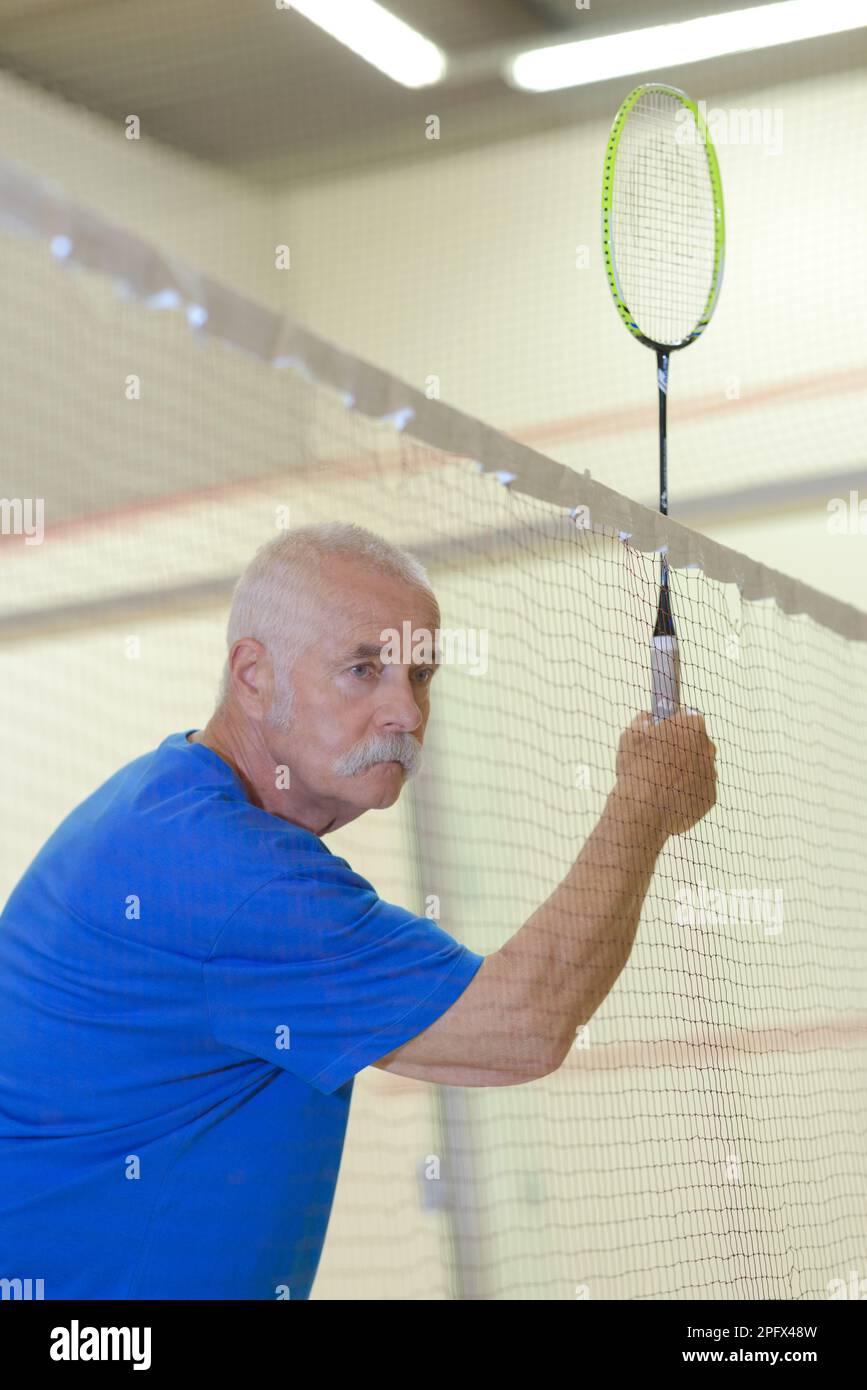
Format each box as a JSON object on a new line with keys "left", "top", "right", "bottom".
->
{"left": 602, "top": 83, "right": 725, "bottom": 353}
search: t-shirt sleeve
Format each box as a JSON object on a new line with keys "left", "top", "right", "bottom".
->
{"left": 203, "top": 857, "right": 485, "bottom": 1095}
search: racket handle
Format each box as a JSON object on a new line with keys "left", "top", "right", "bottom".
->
{"left": 651, "top": 635, "right": 680, "bottom": 722}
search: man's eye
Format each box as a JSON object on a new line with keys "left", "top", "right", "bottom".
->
{"left": 350, "top": 663, "right": 376, "bottom": 678}
{"left": 414, "top": 667, "right": 434, "bottom": 684}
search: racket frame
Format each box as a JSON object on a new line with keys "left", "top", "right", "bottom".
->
{"left": 601, "top": 82, "right": 726, "bottom": 356}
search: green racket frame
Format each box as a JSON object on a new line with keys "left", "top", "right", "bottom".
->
{"left": 601, "top": 82, "right": 726, "bottom": 353}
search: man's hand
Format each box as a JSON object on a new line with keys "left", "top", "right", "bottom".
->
{"left": 611, "top": 710, "right": 717, "bottom": 839}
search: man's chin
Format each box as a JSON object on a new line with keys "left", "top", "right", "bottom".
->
{"left": 371, "top": 760, "right": 406, "bottom": 783}
{"left": 362, "top": 760, "right": 409, "bottom": 802}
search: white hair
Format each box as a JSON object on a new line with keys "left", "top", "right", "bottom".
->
{"left": 218, "top": 522, "right": 436, "bottom": 720}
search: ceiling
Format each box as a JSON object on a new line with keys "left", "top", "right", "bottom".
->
{"left": 0, "top": 0, "right": 865, "bottom": 184}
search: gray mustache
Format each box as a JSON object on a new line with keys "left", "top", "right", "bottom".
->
{"left": 332, "top": 731, "right": 423, "bottom": 780}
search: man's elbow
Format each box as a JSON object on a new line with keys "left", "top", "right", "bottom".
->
{"left": 450, "top": 1048, "right": 565, "bottom": 1087}
{"left": 499, "top": 1044, "right": 567, "bottom": 1087}
{"left": 531, "top": 1047, "right": 569, "bottom": 1082}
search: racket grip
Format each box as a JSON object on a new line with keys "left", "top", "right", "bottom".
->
{"left": 651, "top": 635, "right": 680, "bottom": 722}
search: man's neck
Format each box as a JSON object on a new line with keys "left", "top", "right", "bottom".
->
{"left": 189, "top": 710, "right": 354, "bottom": 837}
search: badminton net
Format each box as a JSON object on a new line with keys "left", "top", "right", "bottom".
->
{"left": 0, "top": 165, "right": 866, "bottom": 1300}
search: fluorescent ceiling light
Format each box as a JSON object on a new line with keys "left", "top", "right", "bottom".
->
{"left": 287, "top": 0, "right": 446, "bottom": 88}
{"left": 508, "top": 0, "right": 867, "bottom": 92}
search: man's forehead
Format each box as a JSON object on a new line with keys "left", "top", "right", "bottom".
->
{"left": 318, "top": 564, "right": 436, "bottom": 619}
{"left": 316, "top": 569, "right": 439, "bottom": 643}
{"left": 335, "top": 606, "right": 440, "bottom": 649}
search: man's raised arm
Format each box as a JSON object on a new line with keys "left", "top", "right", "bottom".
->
{"left": 373, "top": 711, "right": 716, "bottom": 1087}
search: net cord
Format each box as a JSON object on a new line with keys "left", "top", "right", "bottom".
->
{"left": 1, "top": 154, "right": 864, "bottom": 645}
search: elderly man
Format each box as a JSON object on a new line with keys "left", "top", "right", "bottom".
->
{"left": 0, "top": 522, "right": 715, "bottom": 1300}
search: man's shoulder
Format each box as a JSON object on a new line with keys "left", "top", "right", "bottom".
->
{"left": 126, "top": 729, "right": 341, "bottom": 887}
{"left": 8, "top": 731, "right": 343, "bottom": 946}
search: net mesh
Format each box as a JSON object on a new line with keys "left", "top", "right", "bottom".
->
{"left": 1, "top": 213, "right": 866, "bottom": 1301}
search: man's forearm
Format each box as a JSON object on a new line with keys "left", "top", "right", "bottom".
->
{"left": 496, "top": 789, "right": 668, "bottom": 1072}
{"left": 374, "top": 792, "right": 669, "bottom": 1086}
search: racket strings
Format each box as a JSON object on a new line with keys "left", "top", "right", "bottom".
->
{"left": 611, "top": 90, "right": 719, "bottom": 348}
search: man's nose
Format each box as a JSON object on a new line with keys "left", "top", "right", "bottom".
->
{"left": 375, "top": 674, "right": 423, "bottom": 733}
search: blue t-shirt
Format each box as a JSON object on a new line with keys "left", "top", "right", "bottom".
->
{"left": 0, "top": 731, "right": 484, "bottom": 1300}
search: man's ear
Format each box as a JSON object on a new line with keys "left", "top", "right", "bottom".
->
{"left": 226, "top": 638, "right": 272, "bottom": 719}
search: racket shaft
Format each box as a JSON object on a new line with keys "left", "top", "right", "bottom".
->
{"left": 651, "top": 635, "right": 680, "bottom": 721}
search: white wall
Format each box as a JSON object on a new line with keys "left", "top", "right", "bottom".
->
{"left": 0, "top": 67, "right": 279, "bottom": 306}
